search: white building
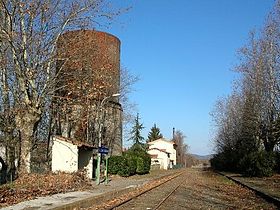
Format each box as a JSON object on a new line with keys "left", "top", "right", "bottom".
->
{"left": 51, "top": 136, "right": 95, "bottom": 179}
{"left": 147, "top": 138, "right": 176, "bottom": 170}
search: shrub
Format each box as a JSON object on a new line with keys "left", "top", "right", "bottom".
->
{"left": 239, "top": 151, "right": 275, "bottom": 177}
{"left": 108, "top": 144, "right": 151, "bottom": 177}
{"left": 117, "top": 163, "right": 130, "bottom": 177}
{"left": 124, "top": 153, "right": 137, "bottom": 175}
{"left": 108, "top": 155, "right": 136, "bottom": 177}
{"left": 134, "top": 157, "right": 144, "bottom": 174}
{"left": 141, "top": 154, "right": 151, "bottom": 174}
{"left": 125, "top": 143, "right": 151, "bottom": 175}
{"left": 108, "top": 156, "right": 125, "bottom": 175}
{"left": 210, "top": 150, "right": 239, "bottom": 172}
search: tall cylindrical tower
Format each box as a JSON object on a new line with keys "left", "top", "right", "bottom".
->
{"left": 54, "top": 30, "right": 122, "bottom": 155}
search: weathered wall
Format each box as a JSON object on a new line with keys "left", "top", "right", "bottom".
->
{"left": 78, "top": 148, "right": 93, "bottom": 178}
{"left": 56, "top": 30, "right": 120, "bottom": 101}
{"left": 52, "top": 138, "right": 78, "bottom": 173}
{"left": 51, "top": 137, "right": 94, "bottom": 178}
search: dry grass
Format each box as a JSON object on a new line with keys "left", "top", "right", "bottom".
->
{"left": 235, "top": 174, "right": 280, "bottom": 199}
{"left": 0, "top": 170, "right": 92, "bottom": 207}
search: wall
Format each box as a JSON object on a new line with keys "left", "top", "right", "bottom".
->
{"left": 148, "top": 139, "right": 177, "bottom": 169}
{"left": 148, "top": 148, "right": 169, "bottom": 170}
{"left": 78, "top": 148, "right": 93, "bottom": 178}
{"left": 51, "top": 138, "right": 78, "bottom": 173}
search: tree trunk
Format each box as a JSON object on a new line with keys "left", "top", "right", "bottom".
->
{"left": 7, "top": 144, "right": 16, "bottom": 181}
{"left": 15, "top": 109, "right": 41, "bottom": 175}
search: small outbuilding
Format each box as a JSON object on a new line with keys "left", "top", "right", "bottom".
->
{"left": 51, "top": 136, "right": 96, "bottom": 179}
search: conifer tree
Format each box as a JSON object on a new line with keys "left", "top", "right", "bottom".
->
{"left": 129, "top": 113, "right": 145, "bottom": 144}
{"left": 147, "top": 124, "right": 163, "bottom": 142}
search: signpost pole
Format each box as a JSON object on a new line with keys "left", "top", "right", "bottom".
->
{"left": 105, "top": 156, "right": 109, "bottom": 184}
{"left": 96, "top": 146, "right": 109, "bottom": 185}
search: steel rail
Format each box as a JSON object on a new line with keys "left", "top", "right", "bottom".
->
{"left": 153, "top": 178, "right": 186, "bottom": 210}
{"left": 107, "top": 171, "right": 185, "bottom": 210}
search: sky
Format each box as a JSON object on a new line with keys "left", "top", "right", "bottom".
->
{"left": 105, "top": 0, "right": 276, "bottom": 155}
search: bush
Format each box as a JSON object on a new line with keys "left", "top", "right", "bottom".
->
{"left": 142, "top": 155, "right": 151, "bottom": 174}
{"left": 125, "top": 144, "right": 151, "bottom": 175}
{"left": 108, "top": 144, "right": 151, "bottom": 177}
{"left": 210, "top": 150, "right": 239, "bottom": 172}
{"left": 135, "top": 157, "right": 144, "bottom": 174}
{"left": 108, "top": 156, "right": 126, "bottom": 175}
{"left": 173, "top": 164, "right": 184, "bottom": 169}
{"left": 117, "top": 163, "right": 130, "bottom": 177}
{"left": 239, "top": 151, "right": 275, "bottom": 177}
{"left": 108, "top": 155, "right": 137, "bottom": 177}
{"left": 123, "top": 153, "right": 137, "bottom": 175}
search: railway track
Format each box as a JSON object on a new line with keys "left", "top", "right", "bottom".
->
{"left": 112, "top": 171, "right": 186, "bottom": 210}
{"left": 87, "top": 170, "right": 185, "bottom": 210}
{"left": 87, "top": 168, "right": 277, "bottom": 210}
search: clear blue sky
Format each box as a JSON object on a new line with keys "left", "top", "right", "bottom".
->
{"left": 106, "top": 0, "right": 275, "bottom": 155}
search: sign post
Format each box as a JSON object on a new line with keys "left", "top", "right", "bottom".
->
{"left": 105, "top": 156, "right": 109, "bottom": 184}
{"left": 98, "top": 146, "right": 109, "bottom": 154}
{"left": 96, "top": 146, "right": 109, "bottom": 185}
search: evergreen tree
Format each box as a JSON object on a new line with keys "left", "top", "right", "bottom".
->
{"left": 129, "top": 113, "right": 145, "bottom": 144}
{"left": 147, "top": 124, "right": 163, "bottom": 142}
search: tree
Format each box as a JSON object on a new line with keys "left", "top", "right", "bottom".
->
{"left": 129, "top": 113, "right": 145, "bottom": 145}
{"left": 120, "top": 67, "right": 139, "bottom": 141}
{"left": 211, "top": 0, "right": 280, "bottom": 174}
{"left": 173, "top": 130, "right": 188, "bottom": 166}
{"left": 0, "top": 0, "right": 126, "bottom": 175}
{"left": 147, "top": 124, "right": 163, "bottom": 142}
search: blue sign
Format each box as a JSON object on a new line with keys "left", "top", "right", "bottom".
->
{"left": 98, "top": 146, "right": 109, "bottom": 154}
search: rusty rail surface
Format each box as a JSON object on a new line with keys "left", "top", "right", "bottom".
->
{"left": 101, "top": 171, "right": 185, "bottom": 210}
{"left": 152, "top": 178, "right": 186, "bottom": 210}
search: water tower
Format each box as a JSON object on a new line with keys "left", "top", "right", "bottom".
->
{"left": 54, "top": 30, "right": 122, "bottom": 155}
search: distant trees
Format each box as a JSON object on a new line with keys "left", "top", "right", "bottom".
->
{"left": 173, "top": 130, "right": 189, "bottom": 166}
{"left": 0, "top": 0, "right": 126, "bottom": 176}
{"left": 147, "top": 124, "right": 163, "bottom": 142}
{"left": 211, "top": 0, "right": 280, "bottom": 176}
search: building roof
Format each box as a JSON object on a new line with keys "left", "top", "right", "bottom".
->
{"left": 53, "top": 135, "right": 96, "bottom": 149}
{"left": 147, "top": 138, "right": 175, "bottom": 145}
{"left": 148, "top": 147, "right": 171, "bottom": 154}
{"left": 150, "top": 154, "right": 158, "bottom": 158}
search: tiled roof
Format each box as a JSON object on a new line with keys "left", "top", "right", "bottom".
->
{"left": 148, "top": 147, "right": 171, "bottom": 154}
{"left": 150, "top": 154, "right": 158, "bottom": 158}
{"left": 147, "top": 138, "right": 175, "bottom": 145}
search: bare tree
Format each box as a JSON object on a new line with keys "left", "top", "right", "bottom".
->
{"left": 0, "top": 0, "right": 126, "bottom": 175}
{"left": 211, "top": 0, "right": 280, "bottom": 172}
{"left": 120, "top": 66, "right": 139, "bottom": 141}
{"left": 173, "top": 130, "right": 188, "bottom": 166}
